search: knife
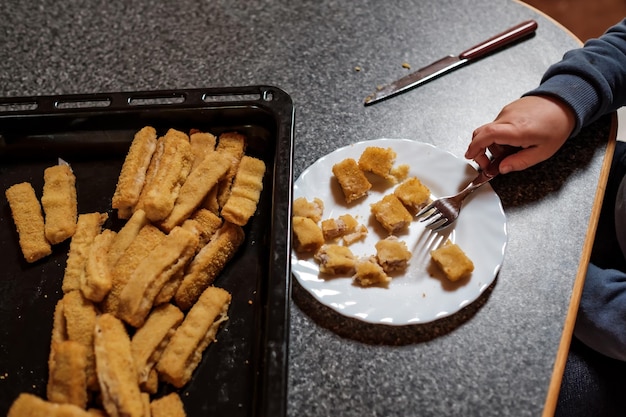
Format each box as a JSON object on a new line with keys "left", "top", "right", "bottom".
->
{"left": 364, "top": 20, "right": 538, "bottom": 105}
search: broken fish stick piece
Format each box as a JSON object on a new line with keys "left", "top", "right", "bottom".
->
{"left": 100, "top": 224, "right": 165, "bottom": 316}
{"left": 215, "top": 131, "right": 246, "bottom": 208}
{"left": 131, "top": 303, "right": 184, "bottom": 384}
{"left": 181, "top": 208, "right": 223, "bottom": 249}
{"left": 80, "top": 229, "right": 116, "bottom": 302}
{"left": 140, "top": 369, "right": 159, "bottom": 394}
{"left": 42, "top": 164, "right": 78, "bottom": 244}
{"left": 106, "top": 209, "right": 149, "bottom": 268}
{"left": 154, "top": 269, "right": 184, "bottom": 306}
{"left": 141, "top": 129, "right": 193, "bottom": 222}
{"left": 160, "top": 151, "right": 231, "bottom": 232}
{"left": 50, "top": 297, "right": 68, "bottom": 348}
{"left": 7, "top": 393, "right": 92, "bottom": 417}
{"left": 94, "top": 314, "right": 145, "bottom": 417}
{"left": 62, "top": 212, "right": 108, "bottom": 293}
{"left": 174, "top": 222, "right": 244, "bottom": 310}
{"left": 5, "top": 182, "right": 52, "bottom": 262}
{"left": 47, "top": 340, "right": 88, "bottom": 408}
{"left": 201, "top": 184, "right": 220, "bottom": 215}
{"left": 112, "top": 126, "right": 158, "bottom": 217}
{"left": 150, "top": 393, "right": 186, "bottom": 417}
{"left": 221, "top": 156, "right": 266, "bottom": 226}
{"left": 119, "top": 227, "right": 199, "bottom": 327}
{"left": 62, "top": 290, "right": 99, "bottom": 391}
{"left": 133, "top": 134, "right": 165, "bottom": 215}
{"left": 157, "top": 286, "right": 231, "bottom": 388}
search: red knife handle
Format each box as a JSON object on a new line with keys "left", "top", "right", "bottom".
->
{"left": 459, "top": 20, "right": 538, "bottom": 61}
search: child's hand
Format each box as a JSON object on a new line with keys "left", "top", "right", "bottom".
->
{"left": 465, "top": 95, "right": 576, "bottom": 173}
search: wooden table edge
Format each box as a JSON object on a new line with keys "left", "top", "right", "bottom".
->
{"left": 542, "top": 112, "right": 618, "bottom": 416}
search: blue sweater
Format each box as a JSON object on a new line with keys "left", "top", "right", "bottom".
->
{"left": 529, "top": 18, "right": 626, "bottom": 136}
{"left": 526, "top": 19, "right": 626, "bottom": 361}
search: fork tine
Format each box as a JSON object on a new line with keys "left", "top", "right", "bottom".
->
{"left": 416, "top": 202, "right": 435, "bottom": 218}
{"left": 419, "top": 209, "right": 441, "bottom": 223}
{"left": 424, "top": 216, "right": 449, "bottom": 230}
{"left": 431, "top": 218, "right": 454, "bottom": 232}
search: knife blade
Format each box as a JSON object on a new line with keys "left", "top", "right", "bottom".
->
{"left": 364, "top": 20, "right": 538, "bottom": 105}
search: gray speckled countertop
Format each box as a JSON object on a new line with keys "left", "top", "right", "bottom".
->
{"left": 0, "top": 0, "right": 611, "bottom": 416}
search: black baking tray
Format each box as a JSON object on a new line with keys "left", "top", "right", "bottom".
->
{"left": 0, "top": 86, "right": 294, "bottom": 417}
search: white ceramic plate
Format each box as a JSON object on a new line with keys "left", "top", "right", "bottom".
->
{"left": 291, "top": 139, "right": 507, "bottom": 325}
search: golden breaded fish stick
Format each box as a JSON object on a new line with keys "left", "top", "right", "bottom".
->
{"left": 62, "top": 212, "right": 108, "bottom": 293}
{"left": 153, "top": 269, "right": 184, "bottom": 306}
{"left": 140, "top": 369, "right": 159, "bottom": 394}
{"left": 141, "top": 129, "right": 193, "bottom": 222}
{"left": 100, "top": 224, "right": 165, "bottom": 316}
{"left": 190, "top": 131, "right": 217, "bottom": 172}
{"left": 221, "top": 156, "right": 266, "bottom": 226}
{"left": 42, "top": 164, "right": 77, "bottom": 244}
{"left": 94, "top": 314, "right": 145, "bottom": 417}
{"left": 106, "top": 209, "right": 149, "bottom": 268}
{"left": 63, "top": 290, "right": 99, "bottom": 390}
{"left": 112, "top": 126, "right": 158, "bottom": 218}
{"left": 81, "top": 229, "right": 116, "bottom": 302}
{"left": 201, "top": 184, "right": 220, "bottom": 214}
{"left": 215, "top": 132, "right": 246, "bottom": 208}
{"left": 5, "top": 182, "right": 51, "bottom": 262}
{"left": 157, "top": 286, "right": 231, "bottom": 387}
{"left": 181, "top": 209, "right": 223, "bottom": 249}
{"left": 174, "top": 222, "right": 244, "bottom": 310}
{"left": 160, "top": 151, "right": 231, "bottom": 232}
{"left": 118, "top": 227, "right": 198, "bottom": 327}
{"left": 133, "top": 135, "right": 164, "bottom": 214}
{"left": 7, "top": 393, "right": 92, "bottom": 417}
{"left": 131, "top": 303, "right": 183, "bottom": 384}
{"left": 150, "top": 392, "right": 187, "bottom": 417}
{"left": 50, "top": 297, "right": 67, "bottom": 347}
{"left": 47, "top": 340, "right": 88, "bottom": 408}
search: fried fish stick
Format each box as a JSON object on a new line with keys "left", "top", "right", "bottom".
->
{"left": 62, "top": 212, "right": 108, "bottom": 293}
{"left": 220, "top": 156, "right": 266, "bottom": 226}
{"left": 181, "top": 209, "right": 223, "bottom": 249}
{"left": 141, "top": 129, "right": 193, "bottom": 222}
{"left": 63, "top": 290, "right": 99, "bottom": 390}
{"left": 160, "top": 152, "right": 231, "bottom": 232}
{"left": 112, "top": 126, "right": 158, "bottom": 218}
{"left": 174, "top": 222, "right": 244, "bottom": 310}
{"left": 215, "top": 132, "right": 246, "bottom": 208}
{"left": 47, "top": 340, "right": 88, "bottom": 408}
{"left": 157, "top": 286, "right": 231, "bottom": 388}
{"left": 5, "top": 182, "right": 51, "bottom": 262}
{"left": 131, "top": 303, "right": 184, "bottom": 384}
{"left": 118, "top": 227, "right": 199, "bottom": 327}
{"left": 150, "top": 393, "right": 187, "bottom": 417}
{"left": 50, "top": 297, "right": 68, "bottom": 347}
{"left": 100, "top": 224, "right": 165, "bottom": 316}
{"left": 81, "top": 229, "right": 116, "bottom": 302}
{"left": 106, "top": 209, "right": 149, "bottom": 268}
{"left": 201, "top": 184, "right": 220, "bottom": 214}
{"left": 94, "top": 314, "right": 145, "bottom": 417}
{"left": 42, "top": 164, "right": 77, "bottom": 244}
{"left": 141, "top": 369, "right": 159, "bottom": 394}
{"left": 190, "top": 131, "right": 217, "bottom": 172}
{"left": 7, "top": 393, "right": 92, "bottom": 417}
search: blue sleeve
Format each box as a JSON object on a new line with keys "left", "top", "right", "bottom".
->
{"left": 575, "top": 263, "right": 626, "bottom": 361}
{"left": 524, "top": 19, "right": 626, "bottom": 136}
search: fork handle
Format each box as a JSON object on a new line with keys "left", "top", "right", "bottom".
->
{"left": 465, "top": 145, "right": 520, "bottom": 191}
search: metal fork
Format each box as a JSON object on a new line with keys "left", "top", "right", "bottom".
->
{"left": 416, "top": 146, "right": 515, "bottom": 232}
